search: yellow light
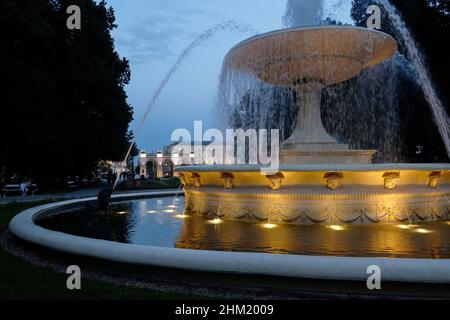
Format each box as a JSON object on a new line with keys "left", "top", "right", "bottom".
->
{"left": 327, "top": 225, "right": 345, "bottom": 231}
{"left": 262, "top": 223, "right": 277, "bottom": 229}
{"left": 208, "top": 218, "right": 223, "bottom": 225}
{"left": 397, "top": 224, "right": 418, "bottom": 230}
{"left": 415, "top": 228, "right": 432, "bottom": 234}
{"left": 115, "top": 211, "right": 128, "bottom": 215}
{"left": 164, "top": 209, "right": 176, "bottom": 213}
{"left": 174, "top": 214, "right": 189, "bottom": 219}
{"left": 446, "top": 221, "right": 450, "bottom": 226}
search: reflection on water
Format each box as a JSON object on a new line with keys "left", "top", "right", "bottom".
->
{"left": 37, "top": 197, "right": 450, "bottom": 259}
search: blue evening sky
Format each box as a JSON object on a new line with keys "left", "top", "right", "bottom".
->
{"left": 106, "top": 0, "right": 353, "bottom": 152}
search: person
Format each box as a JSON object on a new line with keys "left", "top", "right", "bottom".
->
{"left": 97, "top": 187, "right": 113, "bottom": 211}
{"left": 20, "top": 181, "right": 28, "bottom": 196}
{"left": 106, "top": 169, "right": 112, "bottom": 186}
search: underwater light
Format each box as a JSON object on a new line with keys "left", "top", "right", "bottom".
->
{"left": 167, "top": 205, "right": 178, "bottom": 208}
{"left": 164, "top": 209, "right": 176, "bottom": 213}
{"left": 415, "top": 228, "right": 433, "bottom": 234}
{"left": 174, "top": 214, "right": 189, "bottom": 219}
{"left": 147, "top": 210, "right": 157, "bottom": 214}
{"left": 208, "top": 218, "right": 223, "bottom": 225}
{"left": 397, "top": 224, "right": 418, "bottom": 229}
{"left": 327, "top": 225, "right": 345, "bottom": 231}
{"left": 114, "top": 211, "right": 128, "bottom": 215}
{"left": 262, "top": 223, "right": 277, "bottom": 229}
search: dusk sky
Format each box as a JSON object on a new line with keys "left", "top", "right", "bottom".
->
{"left": 107, "top": 0, "right": 353, "bottom": 152}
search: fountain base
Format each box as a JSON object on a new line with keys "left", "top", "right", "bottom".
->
{"left": 177, "top": 164, "right": 450, "bottom": 225}
{"left": 184, "top": 185, "right": 450, "bottom": 224}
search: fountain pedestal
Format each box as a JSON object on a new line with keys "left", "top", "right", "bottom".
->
{"left": 281, "top": 88, "right": 377, "bottom": 164}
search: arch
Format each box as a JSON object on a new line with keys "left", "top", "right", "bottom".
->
{"left": 146, "top": 160, "right": 157, "bottom": 179}
{"left": 162, "top": 159, "right": 174, "bottom": 178}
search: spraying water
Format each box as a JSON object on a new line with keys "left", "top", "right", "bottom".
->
{"left": 113, "top": 20, "right": 256, "bottom": 190}
{"left": 283, "top": 0, "right": 324, "bottom": 27}
{"left": 376, "top": 0, "right": 450, "bottom": 159}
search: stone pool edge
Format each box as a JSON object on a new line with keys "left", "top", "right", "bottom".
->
{"left": 8, "top": 190, "right": 450, "bottom": 284}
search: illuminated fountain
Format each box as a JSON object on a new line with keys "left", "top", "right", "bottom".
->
{"left": 8, "top": 25, "right": 450, "bottom": 286}
{"left": 177, "top": 26, "right": 450, "bottom": 225}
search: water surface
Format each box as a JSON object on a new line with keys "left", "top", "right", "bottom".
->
{"left": 37, "top": 197, "right": 450, "bottom": 259}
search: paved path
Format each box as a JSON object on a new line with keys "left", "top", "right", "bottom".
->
{"left": 0, "top": 187, "right": 179, "bottom": 206}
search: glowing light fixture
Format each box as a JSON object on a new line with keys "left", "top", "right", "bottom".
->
{"left": 208, "top": 218, "right": 223, "bottom": 225}
{"left": 147, "top": 210, "right": 157, "bottom": 214}
{"left": 327, "top": 225, "right": 345, "bottom": 231}
{"left": 164, "top": 209, "right": 176, "bottom": 213}
{"left": 166, "top": 205, "right": 178, "bottom": 209}
{"left": 262, "top": 223, "right": 277, "bottom": 229}
{"left": 174, "top": 214, "right": 189, "bottom": 219}
{"left": 397, "top": 224, "right": 418, "bottom": 230}
{"left": 415, "top": 228, "right": 432, "bottom": 234}
{"left": 115, "top": 211, "right": 128, "bottom": 215}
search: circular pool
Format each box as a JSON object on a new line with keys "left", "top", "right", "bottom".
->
{"left": 8, "top": 191, "right": 450, "bottom": 284}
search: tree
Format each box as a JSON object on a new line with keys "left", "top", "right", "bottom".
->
{"left": 0, "top": 0, "right": 134, "bottom": 185}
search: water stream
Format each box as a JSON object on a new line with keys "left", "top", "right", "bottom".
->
{"left": 376, "top": 0, "right": 450, "bottom": 159}
{"left": 114, "top": 20, "right": 256, "bottom": 189}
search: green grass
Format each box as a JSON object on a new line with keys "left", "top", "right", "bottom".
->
{"left": 0, "top": 202, "right": 193, "bottom": 299}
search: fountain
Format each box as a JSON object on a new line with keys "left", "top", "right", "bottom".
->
{"left": 177, "top": 26, "right": 450, "bottom": 225}
{"left": 8, "top": 21, "right": 450, "bottom": 286}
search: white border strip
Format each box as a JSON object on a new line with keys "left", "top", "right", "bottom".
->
{"left": 8, "top": 191, "right": 450, "bottom": 284}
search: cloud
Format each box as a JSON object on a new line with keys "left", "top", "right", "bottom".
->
{"left": 113, "top": 0, "right": 215, "bottom": 64}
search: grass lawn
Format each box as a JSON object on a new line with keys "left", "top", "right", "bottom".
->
{"left": 0, "top": 202, "right": 192, "bottom": 299}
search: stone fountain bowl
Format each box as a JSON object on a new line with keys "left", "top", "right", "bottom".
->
{"left": 176, "top": 164, "right": 450, "bottom": 225}
{"left": 225, "top": 26, "right": 398, "bottom": 90}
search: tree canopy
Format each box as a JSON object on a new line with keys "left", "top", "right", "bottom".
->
{"left": 0, "top": 0, "right": 135, "bottom": 184}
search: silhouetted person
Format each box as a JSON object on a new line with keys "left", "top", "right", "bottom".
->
{"left": 20, "top": 181, "right": 28, "bottom": 196}
{"left": 107, "top": 169, "right": 113, "bottom": 185}
{"left": 97, "top": 187, "right": 113, "bottom": 211}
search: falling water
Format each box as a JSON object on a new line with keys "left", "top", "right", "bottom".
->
{"left": 114, "top": 20, "right": 256, "bottom": 189}
{"left": 322, "top": 56, "right": 401, "bottom": 162}
{"left": 376, "top": 0, "right": 450, "bottom": 159}
{"left": 217, "top": 29, "right": 401, "bottom": 161}
{"left": 216, "top": 0, "right": 405, "bottom": 162}
{"left": 283, "top": 0, "right": 324, "bottom": 27}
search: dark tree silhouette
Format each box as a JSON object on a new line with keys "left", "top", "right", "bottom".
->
{"left": 0, "top": 0, "right": 134, "bottom": 185}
